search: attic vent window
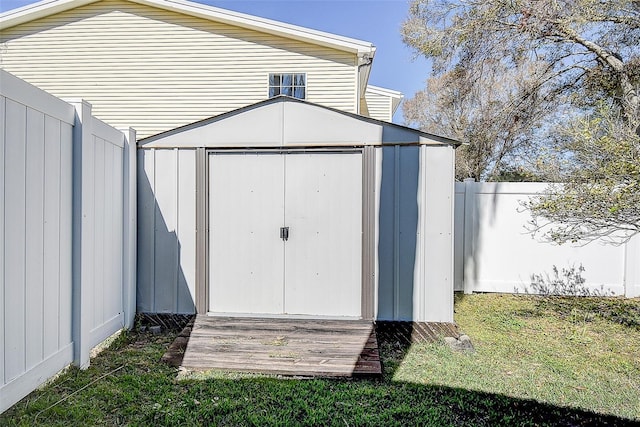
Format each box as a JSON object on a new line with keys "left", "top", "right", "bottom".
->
{"left": 269, "top": 73, "right": 306, "bottom": 99}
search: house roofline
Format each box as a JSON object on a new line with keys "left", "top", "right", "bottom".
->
{"left": 0, "top": 0, "right": 377, "bottom": 56}
{"left": 138, "top": 95, "right": 461, "bottom": 147}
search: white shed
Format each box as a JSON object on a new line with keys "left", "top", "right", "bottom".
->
{"left": 137, "top": 96, "right": 458, "bottom": 322}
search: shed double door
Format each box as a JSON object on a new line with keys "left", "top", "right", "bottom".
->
{"left": 208, "top": 151, "right": 362, "bottom": 317}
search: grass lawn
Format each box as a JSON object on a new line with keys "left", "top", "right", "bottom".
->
{"left": 2, "top": 294, "right": 639, "bottom": 426}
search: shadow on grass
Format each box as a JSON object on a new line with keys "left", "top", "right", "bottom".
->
{"left": 2, "top": 328, "right": 638, "bottom": 426}
{"left": 161, "top": 377, "right": 636, "bottom": 427}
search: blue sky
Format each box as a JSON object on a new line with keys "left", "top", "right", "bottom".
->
{"left": 1, "top": 0, "right": 431, "bottom": 123}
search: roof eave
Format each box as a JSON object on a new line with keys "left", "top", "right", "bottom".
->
{"left": 0, "top": 0, "right": 95, "bottom": 30}
{"left": 0, "top": 0, "right": 377, "bottom": 55}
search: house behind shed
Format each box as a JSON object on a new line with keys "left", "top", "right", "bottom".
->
{"left": 137, "top": 96, "right": 457, "bottom": 323}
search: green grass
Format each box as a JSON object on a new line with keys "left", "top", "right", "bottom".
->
{"left": 2, "top": 294, "right": 639, "bottom": 426}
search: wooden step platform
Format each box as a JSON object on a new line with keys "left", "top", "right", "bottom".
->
{"left": 169, "top": 316, "right": 382, "bottom": 378}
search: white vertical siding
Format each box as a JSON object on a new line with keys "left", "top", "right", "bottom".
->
{"left": 137, "top": 148, "right": 197, "bottom": 313}
{"left": 374, "top": 145, "right": 455, "bottom": 322}
{"left": 376, "top": 145, "right": 421, "bottom": 321}
{"left": 415, "top": 145, "right": 455, "bottom": 323}
{"left": 137, "top": 149, "right": 156, "bottom": 312}
{"left": 1, "top": 0, "right": 359, "bottom": 138}
{"left": 177, "top": 150, "right": 197, "bottom": 313}
{"left": 154, "top": 149, "right": 179, "bottom": 312}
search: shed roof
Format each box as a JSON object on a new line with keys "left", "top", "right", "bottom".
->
{"left": 138, "top": 96, "right": 460, "bottom": 148}
{"left": 0, "top": 0, "right": 376, "bottom": 59}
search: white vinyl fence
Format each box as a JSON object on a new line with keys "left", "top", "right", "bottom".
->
{"left": 0, "top": 70, "right": 136, "bottom": 413}
{"left": 455, "top": 180, "right": 640, "bottom": 297}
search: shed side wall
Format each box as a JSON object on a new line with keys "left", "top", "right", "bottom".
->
{"left": 415, "top": 145, "right": 454, "bottom": 322}
{"left": 137, "top": 148, "right": 197, "bottom": 313}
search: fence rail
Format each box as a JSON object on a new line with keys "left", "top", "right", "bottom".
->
{"left": 0, "top": 71, "right": 136, "bottom": 413}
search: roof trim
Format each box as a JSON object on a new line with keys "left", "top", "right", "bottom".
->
{"left": 366, "top": 85, "right": 404, "bottom": 115}
{"left": 0, "top": 0, "right": 376, "bottom": 55}
{"left": 138, "top": 95, "right": 461, "bottom": 147}
{"left": 366, "top": 85, "right": 403, "bottom": 99}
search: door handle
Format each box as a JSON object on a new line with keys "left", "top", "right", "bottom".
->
{"left": 280, "top": 226, "right": 289, "bottom": 241}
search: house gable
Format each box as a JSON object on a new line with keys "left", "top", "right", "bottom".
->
{"left": 364, "top": 85, "right": 403, "bottom": 122}
{"left": 0, "top": 0, "right": 372, "bottom": 138}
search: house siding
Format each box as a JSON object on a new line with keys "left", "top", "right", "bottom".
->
{"left": 1, "top": 0, "right": 358, "bottom": 138}
{"left": 364, "top": 89, "right": 392, "bottom": 122}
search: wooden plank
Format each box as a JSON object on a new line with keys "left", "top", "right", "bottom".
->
{"left": 196, "top": 316, "right": 374, "bottom": 329}
{"left": 183, "top": 342, "right": 374, "bottom": 355}
{"left": 177, "top": 316, "right": 381, "bottom": 377}
{"left": 191, "top": 321, "right": 374, "bottom": 333}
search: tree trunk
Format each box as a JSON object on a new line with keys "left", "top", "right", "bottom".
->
{"left": 619, "top": 72, "right": 639, "bottom": 127}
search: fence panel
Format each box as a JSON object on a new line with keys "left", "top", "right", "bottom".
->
{"left": 88, "top": 118, "right": 126, "bottom": 349}
{"left": 455, "top": 181, "right": 638, "bottom": 296}
{"left": 1, "top": 71, "right": 136, "bottom": 413}
{"left": 1, "top": 70, "right": 75, "bottom": 413}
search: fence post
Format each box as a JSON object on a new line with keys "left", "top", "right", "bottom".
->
{"left": 462, "top": 178, "right": 476, "bottom": 294}
{"left": 71, "top": 100, "right": 94, "bottom": 369}
{"left": 625, "top": 234, "right": 640, "bottom": 298}
{"left": 121, "top": 127, "right": 137, "bottom": 329}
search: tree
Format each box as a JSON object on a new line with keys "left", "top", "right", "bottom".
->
{"left": 524, "top": 104, "right": 640, "bottom": 244}
{"left": 402, "top": 0, "right": 639, "bottom": 124}
{"left": 402, "top": 0, "right": 640, "bottom": 180}
{"left": 402, "top": 0, "right": 640, "bottom": 243}
{"left": 403, "top": 60, "right": 555, "bottom": 180}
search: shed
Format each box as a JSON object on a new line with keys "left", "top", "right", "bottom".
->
{"left": 137, "top": 96, "right": 458, "bottom": 322}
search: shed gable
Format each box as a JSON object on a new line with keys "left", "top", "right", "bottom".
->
{"left": 138, "top": 97, "right": 457, "bottom": 148}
